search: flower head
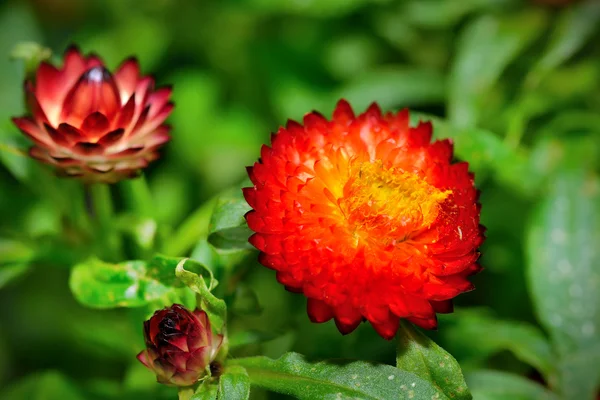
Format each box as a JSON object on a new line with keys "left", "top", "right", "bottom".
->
{"left": 137, "top": 304, "right": 223, "bottom": 386}
{"left": 243, "top": 100, "right": 484, "bottom": 339}
{"left": 12, "top": 46, "right": 173, "bottom": 183}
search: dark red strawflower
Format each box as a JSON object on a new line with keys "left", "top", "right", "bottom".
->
{"left": 12, "top": 46, "right": 173, "bottom": 183}
{"left": 137, "top": 304, "right": 223, "bottom": 386}
{"left": 243, "top": 100, "right": 484, "bottom": 340}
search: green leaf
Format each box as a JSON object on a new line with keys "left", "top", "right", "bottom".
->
{"left": 208, "top": 184, "right": 253, "bottom": 250}
{"left": 396, "top": 321, "right": 471, "bottom": 400}
{"left": 218, "top": 366, "right": 251, "bottom": 400}
{"left": 1, "top": 371, "right": 85, "bottom": 400}
{"left": 526, "top": 170, "right": 600, "bottom": 399}
{"left": 176, "top": 258, "right": 227, "bottom": 333}
{"left": 527, "top": 170, "right": 600, "bottom": 355}
{"left": 334, "top": 67, "right": 446, "bottom": 113}
{"left": 466, "top": 370, "right": 559, "bottom": 400}
{"left": 412, "top": 113, "right": 535, "bottom": 196}
{"left": 557, "top": 345, "right": 600, "bottom": 400}
{"left": 528, "top": 0, "right": 600, "bottom": 86}
{"left": 69, "top": 258, "right": 172, "bottom": 308}
{"left": 230, "top": 352, "right": 458, "bottom": 399}
{"left": 443, "top": 309, "right": 554, "bottom": 378}
{"left": 192, "top": 382, "right": 218, "bottom": 400}
{"left": 449, "top": 10, "right": 548, "bottom": 128}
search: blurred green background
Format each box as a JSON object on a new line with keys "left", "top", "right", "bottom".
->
{"left": 1, "top": 0, "right": 599, "bottom": 398}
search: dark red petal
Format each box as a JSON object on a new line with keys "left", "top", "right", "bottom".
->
{"left": 72, "top": 142, "right": 104, "bottom": 156}
{"left": 97, "top": 128, "right": 124, "bottom": 147}
{"left": 114, "top": 57, "right": 140, "bottom": 101}
{"left": 44, "top": 123, "right": 70, "bottom": 147}
{"left": 371, "top": 316, "right": 399, "bottom": 340}
{"left": 12, "top": 117, "right": 52, "bottom": 147}
{"left": 307, "top": 298, "right": 334, "bottom": 323}
{"left": 81, "top": 112, "right": 110, "bottom": 139}
{"left": 407, "top": 316, "right": 438, "bottom": 330}
{"left": 57, "top": 123, "right": 84, "bottom": 141}
{"left": 129, "top": 105, "right": 151, "bottom": 135}
{"left": 430, "top": 300, "right": 454, "bottom": 314}
{"left": 25, "top": 81, "right": 50, "bottom": 123}
{"left": 35, "top": 62, "right": 62, "bottom": 109}
{"left": 332, "top": 99, "right": 355, "bottom": 125}
{"left": 61, "top": 66, "right": 121, "bottom": 123}
{"left": 147, "top": 87, "right": 173, "bottom": 119}
{"left": 137, "top": 350, "right": 153, "bottom": 369}
{"left": 116, "top": 94, "right": 136, "bottom": 128}
{"left": 334, "top": 318, "right": 361, "bottom": 335}
{"left": 107, "top": 146, "right": 144, "bottom": 159}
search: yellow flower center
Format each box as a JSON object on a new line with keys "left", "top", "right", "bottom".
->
{"left": 340, "top": 161, "right": 450, "bottom": 243}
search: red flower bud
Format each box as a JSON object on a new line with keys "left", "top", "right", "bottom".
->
{"left": 12, "top": 46, "right": 173, "bottom": 183}
{"left": 137, "top": 305, "right": 224, "bottom": 387}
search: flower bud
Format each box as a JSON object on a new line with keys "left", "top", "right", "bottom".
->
{"left": 137, "top": 304, "right": 223, "bottom": 386}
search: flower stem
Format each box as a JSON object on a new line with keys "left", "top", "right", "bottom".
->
{"left": 89, "top": 183, "right": 122, "bottom": 260}
{"left": 178, "top": 387, "right": 194, "bottom": 400}
{"left": 119, "top": 175, "right": 154, "bottom": 218}
{"left": 163, "top": 197, "right": 217, "bottom": 256}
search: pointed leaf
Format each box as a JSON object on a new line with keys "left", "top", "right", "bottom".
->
{"left": 208, "top": 183, "right": 253, "bottom": 250}
{"left": 396, "top": 321, "right": 471, "bottom": 400}
{"left": 218, "top": 366, "right": 250, "bottom": 400}
{"left": 176, "top": 258, "right": 227, "bottom": 332}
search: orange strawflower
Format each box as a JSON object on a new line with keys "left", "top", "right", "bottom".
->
{"left": 243, "top": 100, "right": 484, "bottom": 339}
{"left": 12, "top": 46, "right": 173, "bottom": 183}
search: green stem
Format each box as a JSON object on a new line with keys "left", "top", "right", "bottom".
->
{"left": 119, "top": 175, "right": 154, "bottom": 218}
{"left": 163, "top": 197, "right": 217, "bottom": 256}
{"left": 178, "top": 387, "right": 194, "bottom": 400}
{"left": 89, "top": 183, "right": 122, "bottom": 260}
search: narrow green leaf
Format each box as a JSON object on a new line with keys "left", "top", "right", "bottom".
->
{"left": 69, "top": 258, "right": 172, "bottom": 308}
{"left": 443, "top": 309, "right": 554, "bottom": 378}
{"left": 466, "top": 370, "right": 559, "bottom": 400}
{"left": 529, "top": 0, "right": 600, "bottom": 85}
{"left": 449, "top": 10, "right": 548, "bottom": 128}
{"left": 396, "top": 321, "right": 471, "bottom": 400}
{"left": 230, "top": 352, "right": 455, "bottom": 399}
{"left": 218, "top": 366, "right": 251, "bottom": 400}
{"left": 208, "top": 184, "right": 253, "bottom": 250}
{"left": 176, "top": 258, "right": 227, "bottom": 332}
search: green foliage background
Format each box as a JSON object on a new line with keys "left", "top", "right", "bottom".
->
{"left": 0, "top": 0, "right": 599, "bottom": 399}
